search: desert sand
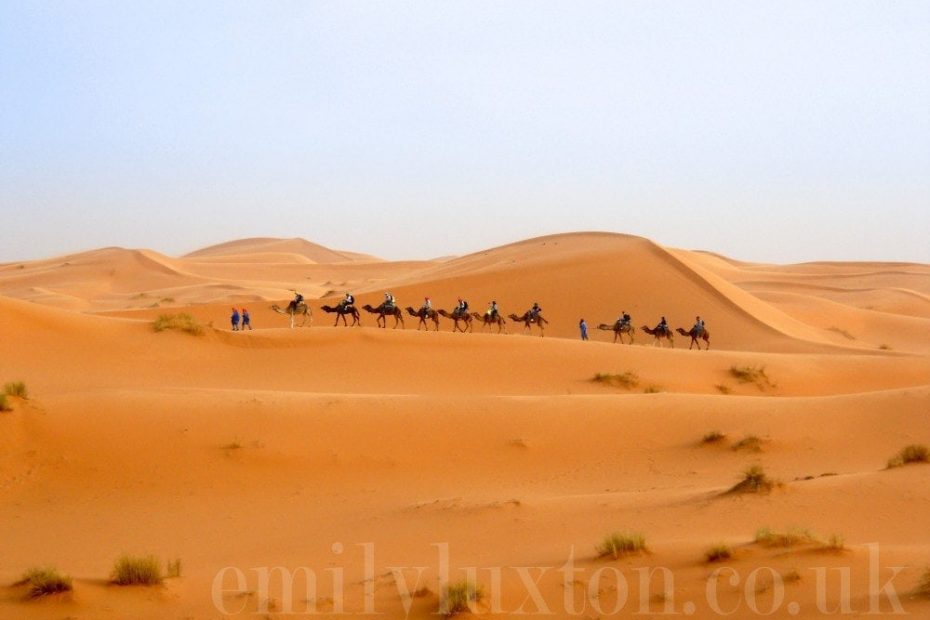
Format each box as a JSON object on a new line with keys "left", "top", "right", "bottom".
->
{"left": 1, "top": 232, "right": 928, "bottom": 619}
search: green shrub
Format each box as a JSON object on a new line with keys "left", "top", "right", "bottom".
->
{"left": 111, "top": 554, "right": 163, "bottom": 586}
{"left": 887, "top": 444, "right": 929, "bottom": 468}
{"left": 153, "top": 313, "right": 203, "bottom": 336}
{"left": 4, "top": 381, "right": 28, "bottom": 398}
{"left": 595, "top": 532, "right": 647, "bottom": 559}
{"left": 17, "top": 567, "right": 72, "bottom": 598}
{"left": 441, "top": 579, "right": 483, "bottom": 617}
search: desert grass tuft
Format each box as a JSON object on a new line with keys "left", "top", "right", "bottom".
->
{"left": 153, "top": 313, "right": 203, "bottom": 336}
{"left": 221, "top": 439, "right": 243, "bottom": 451}
{"left": 704, "top": 544, "right": 732, "bottom": 563}
{"left": 729, "top": 365, "right": 773, "bottom": 389}
{"left": 714, "top": 384, "right": 732, "bottom": 395}
{"left": 754, "top": 527, "right": 817, "bottom": 548}
{"left": 825, "top": 534, "right": 845, "bottom": 551}
{"left": 4, "top": 381, "right": 28, "bottom": 398}
{"left": 441, "top": 579, "right": 484, "bottom": 617}
{"left": 878, "top": 343, "right": 892, "bottom": 351}
{"left": 111, "top": 554, "right": 163, "bottom": 586}
{"left": 886, "top": 444, "right": 929, "bottom": 468}
{"left": 0, "top": 394, "right": 10, "bottom": 412}
{"left": 595, "top": 532, "right": 647, "bottom": 559}
{"left": 643, "top": 384, "right": 662, "bottom": 394}
{"left": 732, "top": 435, "right": 763, "bottom": 452}
{"left": 702, "top": 430, "right": 726, "bottom": 444}
{"left": 729, "top": 465, "right": 776, "bottom": 494}
{"left": 592, "top": 372, "right": 639, "bottom": 389}
{"left": 17, "top": 567, "right": 72, "bottom": 599}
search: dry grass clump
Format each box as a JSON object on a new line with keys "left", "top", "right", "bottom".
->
{"left": 704, "top": 544, "right": 732, "bottom": 563}
{"left": 153, "top": 313, "right": 203, "bottom": 336}
{"left": 702, "top": 430, "right": 726, "bottom": 444}
{"left": 16, "top": 567, "right": 73, "bottom": 598}
{"left": 4, "top": 381, "right": 28, "bottom": 398}
{"left": 754, "top": 527, "right": 818, "bottom": 548}
{"left": 715, "top": 384, "right": 732, "bottom": 394}
{"left": 729, "top": 465, "right": 776, "bottom": 494}
{"left": 111, "top": 555, "right": 164, "bottom": 586}
{"left": 886, "top": 444, "right": 929, "bottom": 468}
{"left": 643, "top": 384, "right": 662, "bottom": 394}
{"left": 0, "top": 394, "right": 10, "bottom": 412}
{"left": 593, "top": 372, "right": 640, "bottom": 389}
{"left": 732, "top": 435, "right": 763, "bottom": 452}
{"left": 825, "top": 534, "right": 845, "bottom": 551}
{"left": 441, "top": 579, "right": 484, "bottom": 617}
{"left": 878, "top": 343, "right": 892, "bottom": 351}
{"left": 595, "top": 532, "right": 647, "bottom": 559}
{"left": 729, "top": 365, "right": 773, "bottom": 389}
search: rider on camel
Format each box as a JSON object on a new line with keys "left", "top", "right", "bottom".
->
{"left": 655, "top": 316, "right": 669, "bottom": 335}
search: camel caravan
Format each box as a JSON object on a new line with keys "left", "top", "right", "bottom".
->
{"left": 272, "top": 292, "right": 710, "bottom": 348}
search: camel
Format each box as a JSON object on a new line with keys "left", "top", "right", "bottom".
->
{"left": 508, "top": 312, "right": 548, "bottom": 337}
{"left": 271, "top": 302, "right": 312, "bottom": 328}
{"left": 470, "top": 311, "right": 506, "bottom": 334}
{"left": 406, "top": 306, "right": 440, "bottom": 331}
{"left": 640, "top": 325, "right": 674, "bottom": 347}
{"left": 362, "top": 304, "right": 405, "bottom": 329}
{"left": 597, "top": 320, "right": 635, "bottom": 344}
{"left": 437, "top": 309, "right": 473, "bottom": 333}
{"left": 320, "top": 304, "right": 361, "bottom": 327}
{"left": 676, "top": 327, "right": 710, "bottom": 350}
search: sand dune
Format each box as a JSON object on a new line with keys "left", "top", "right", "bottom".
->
{"left": 1, "top": 232, "right": 929, "bottom": 618}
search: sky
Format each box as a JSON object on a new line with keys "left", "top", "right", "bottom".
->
{"left": 1, "top": 1, "right": 929, "bottom": 263}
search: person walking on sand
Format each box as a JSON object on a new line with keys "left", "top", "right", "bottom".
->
{"left": 231, "top": 307, "right": 240, "bottom": 331}
{"left": 241, "top": 308, "right": 252, "bottom": 330}
{"left": 579, "top": 318, "right": 589, "bottom": 341}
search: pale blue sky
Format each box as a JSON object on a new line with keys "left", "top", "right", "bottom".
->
{"left": 2, "top": 1, "right": 928, "bottom": 263}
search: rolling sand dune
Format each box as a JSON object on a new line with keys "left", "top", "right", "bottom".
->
{"left": 1, "top": 232, "right": 929, "bottom": 618}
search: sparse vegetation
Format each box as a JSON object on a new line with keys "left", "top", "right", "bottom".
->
{"left": 221, "top": 439, "right": 243, "bottom": 451}
{"left": 16, "top": 567, "right": 73, "bottom": 599}
{"left": 715, "top": 384, "right": 732, "bottom": 395}
{"left": 887, "top": 444, "right": 929, "bottom": 468}
{"left": 729, "top": 465, "right": 776, "bottom": 494}
{"left": 705, "top": 544, "right": 732, "bottom": 563}
{"left": 111, "top": 554, "right": 164, "bottom": 586}
{"left": 595, "top": 532, "right": 647, "bottom": 559}
{"left": 167, "top": 558, "right": 182, "bottom": 578}
{"left": 0, "top": 394, "right": 10, "bottom": 412}
{"left": 826, "top": 534, "right": 845, "bottom": 551}
{"left": 754, "top": 527, "right": 817, "bottom": 548}
{"left": 878, "top": 343, "right": 892, "bottom": 351}
{"left": 442, "top": 579, "right": 484, "bottom": 617}
{"left": 732, "top": 435, "right": 763, "bottom": 453}
{"left": 4, "top": 381, "right": 28, "bottom": 398}
{"left": 826, "top": 326, "right": 856, "bottom": 340}
{"left": 153, "top": 313, "right": 204, "bottom": 336}
{"left": 643, "top": 384, "right": 662, "bottom": 394}
{"left": 702, "top": 430, "right": 726, "bottom": 444}
{"left": 729, "top": 365, "right": 773, "bottom": 389}
{"left": 593, "top": 372, "right": 640, "bottom": 389}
